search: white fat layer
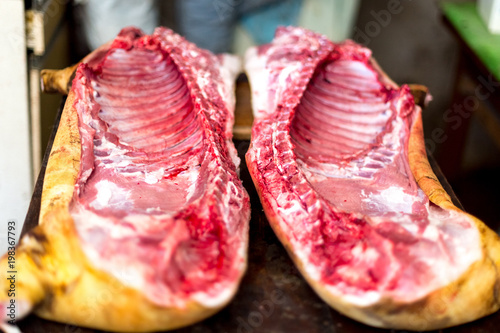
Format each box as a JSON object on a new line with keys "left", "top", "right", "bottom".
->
{"left": 338, "top": 289, "right": 382, "bottom": 308}
{"left": 218, "top": 54, "right": 241, "bottom": 118}
{"left": 144, "top": 168, "right": 165, "bottom": 184}
{"left": 244, "top": 47, "right": 270, "bottom": 118}
{"left": 191, "top": 286, "right": 235, "bottom": 308}
{"left": 227, "top": 142, "right": 241, "bottom": 176}
{"left": 95, "top": 133, "right": 134, "bottom": 167}
{"left": 276, "top": 194, "right": 304, "bottom": 217}
{"left": 218, "top": 55, "right": 241, "bottom": 171}
{"left": 185, "top": 168, "right": 200, "bottom": 203}
{"left": 361, "top": 186, "right": 420, "bottom": 215}
{"left": 327, "top": 60, "right": 377, "bottom": 78}
{"left": 90, "top": 180, "right": 131, "bottom": 210}
{"left": 275, "top": 65, "right": 300, "bottom": 105}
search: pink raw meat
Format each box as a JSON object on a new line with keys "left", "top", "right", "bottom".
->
{"left": 70, "top": 27, "right": 250, "bottom": 308}
{"left": 245, "top": 26, "right": 500, "bottom": 330}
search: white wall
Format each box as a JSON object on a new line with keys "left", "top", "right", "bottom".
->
{"left": 0, "top": 0, "right": 32, "bottom": 253}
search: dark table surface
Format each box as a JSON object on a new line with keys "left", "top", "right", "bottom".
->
{"left": 18, "top": 97, "right": 500, "bottom": 333}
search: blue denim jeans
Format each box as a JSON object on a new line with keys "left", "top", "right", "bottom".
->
{"left": 176, "top": 0, "right": 294, "bottom": 53}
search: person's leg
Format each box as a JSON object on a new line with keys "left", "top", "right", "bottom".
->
{"left": 80, "top": 0, "right": 159, "bottom": 50}
{"left": 176, "top": 0, "right": 237, "bottom": 53}
{"left": 237, "top": 0, "right": 302, "bottom": 46}
{"left": 237, "top": 0, "right": 283, "bottom": 15}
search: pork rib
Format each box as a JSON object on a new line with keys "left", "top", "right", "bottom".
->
{"left": 0, "top": 27, "right": 250, "bottom": 332}
{"left": 245, "top": 26, "right": 500, "bottom": 330}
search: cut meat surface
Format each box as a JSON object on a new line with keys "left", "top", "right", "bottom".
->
{"left": 0, "top": 27, "right": 250, "bottom": 332}
{"left": 245, "top": 27, "right": 500, "bottom": 330}
{"left": 69, "top": 27, "right": 250, "bottom": 308}
{"left": 74, "top": 49, "right": 202, "bottom": 218}
{"left": 290, "top": 56, "right": 419, "bottom": 218}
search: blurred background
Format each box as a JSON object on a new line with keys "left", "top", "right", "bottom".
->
{"left": 1, "top": 0, "right": 499, "bottom": 250}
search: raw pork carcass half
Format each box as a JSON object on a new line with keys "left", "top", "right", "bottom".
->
{"left": 0, "top": 27, "right": 250, "bottom": 332}
{"left": 245, "top": 27, "right": 500, "bottom": 330}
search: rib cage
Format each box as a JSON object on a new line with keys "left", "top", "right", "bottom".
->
{"left": 68, "top": 27, "right": 249, "bottom": 308}
{"left": 95, "top": 49, "right": 203, "bottom": 155}
{"left": 291, "top": 60, "right": 392, "bottom": 163}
